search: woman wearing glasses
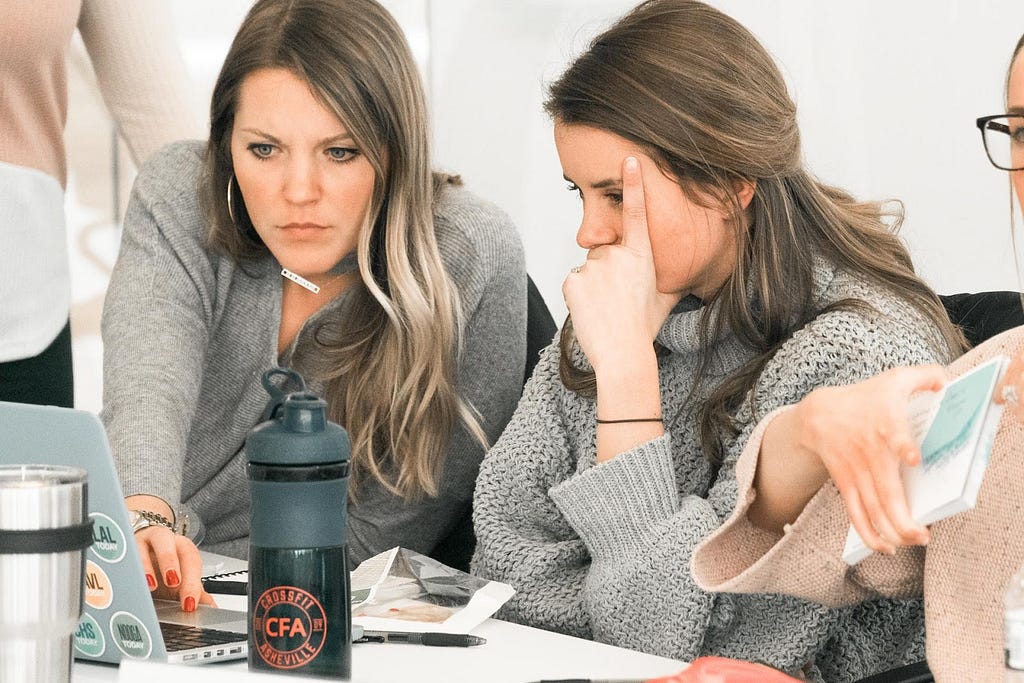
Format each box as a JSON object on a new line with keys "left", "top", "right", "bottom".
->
{"left": 693, "top": 33, "right": 1024, "bottom": 682}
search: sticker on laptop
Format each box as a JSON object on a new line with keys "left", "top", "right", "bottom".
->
{"left": 74, "top": 612, "right": 106, "bottom": 658}
{"left": 110, "top": 611, "right": 153, "bottom": 659}
{"left": 84, "top": 560, "right": 113, "bottom": 609}
{"left": 88, "top": 512, "right": 126, "bottom": 563}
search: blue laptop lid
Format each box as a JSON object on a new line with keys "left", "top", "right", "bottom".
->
{"left": 0, "top": 401, "right": 170, "bottom": 663}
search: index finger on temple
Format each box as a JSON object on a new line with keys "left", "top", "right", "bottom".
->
{"left": 620, "top": 156, "right": 652, "bottom": 251}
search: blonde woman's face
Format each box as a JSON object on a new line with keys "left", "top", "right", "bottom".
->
{"left": 230, "top": 68, "right": 375, "bottom": 282}
{"left": 554, "top": 123, "right": 739, "bottom": 301}
{"left": 1010, "top": 51, "right": 1024, "bottom": 208}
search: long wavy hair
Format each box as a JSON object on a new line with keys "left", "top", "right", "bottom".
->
{"left": 547, "top": 0, "right": 966, "bottom": 464}
{"left": 201, "top": 0, "right": 484, "bottom": 498}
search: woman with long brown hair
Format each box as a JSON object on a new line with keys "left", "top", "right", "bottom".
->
{"left": 102, "top": 0, "right": 528, "bottom": 612}
{"left": 471, "top": 1, "right": 962, "bottom": 679}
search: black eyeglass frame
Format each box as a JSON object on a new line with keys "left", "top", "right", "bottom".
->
{"left": 976, "top": 114, "right": 1024, "bottom": 171}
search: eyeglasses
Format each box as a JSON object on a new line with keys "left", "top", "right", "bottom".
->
{"left": 977, "top": 114, "right": 1024, "bottom": 171}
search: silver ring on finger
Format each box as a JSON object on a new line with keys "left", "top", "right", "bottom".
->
{"left": 1002, "top": 383, "right": 1020, "bottom": 406}
{"left": 570, "top": 265, "right": 583, "bottom": 274}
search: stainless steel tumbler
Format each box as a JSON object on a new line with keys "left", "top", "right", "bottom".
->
{"left": 0, "top": 465, "right": 93, "bottom": 683}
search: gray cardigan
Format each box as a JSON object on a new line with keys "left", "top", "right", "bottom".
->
{"left": 472, "top": 260, "right": 951, "bottom": 682}
{"left": 101, "top": 140, "right": 527, "bottom": 564}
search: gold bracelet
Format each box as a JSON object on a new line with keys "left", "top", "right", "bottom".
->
{"left": 595, "top": 417, "right": 663, "bottom": 424}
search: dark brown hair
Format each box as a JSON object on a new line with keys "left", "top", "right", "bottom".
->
{"left": 546, "top": 0, "right": 966, "bottom": 464}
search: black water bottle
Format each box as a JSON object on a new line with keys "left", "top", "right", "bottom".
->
{"left": 245, "top": 368, "right": 352, "bottom": 679}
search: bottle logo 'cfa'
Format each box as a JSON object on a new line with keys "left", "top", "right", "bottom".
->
{"left": 252, "top": 585, "right": 327, "bottom": 669}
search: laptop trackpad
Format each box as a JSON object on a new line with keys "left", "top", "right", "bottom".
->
{"left": 154, "top": 599, "right": 248, "bottom": 633}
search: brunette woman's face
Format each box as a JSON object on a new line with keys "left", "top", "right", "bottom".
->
{"left": 554, "top": 123, "right": 746, "bottom": 301}
{"left": 1010, "top": 50, "right": 1024, "bottom": 208}
{"left": 230, "top": 68, "right": 376, "bottom": 282}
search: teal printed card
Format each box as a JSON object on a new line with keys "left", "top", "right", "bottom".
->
{"left": 920, "top": 360, "right": 1000, "bottom": 471}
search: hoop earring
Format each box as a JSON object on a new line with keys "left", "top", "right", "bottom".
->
{"left": 226, "top": 174, "right": 237, "bottom": 225}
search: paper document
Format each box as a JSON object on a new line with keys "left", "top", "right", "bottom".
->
{"left": 842, "top": 355, "right": 1009, "bottom": 565}
{"left": 351, "top": 547, "right": 514, "bottom": 634}
{"left": 202, "top": 547, "right": 515, "bottom": 634}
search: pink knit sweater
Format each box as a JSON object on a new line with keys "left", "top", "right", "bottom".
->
{"left": 692, "top": 325, "right": 1024, "bottom": 683}
{"left": 0, "top": 0, "right": 202, "bottom": 185}
{"left": 0, "top": 0, "right": 203, "bottom": 360}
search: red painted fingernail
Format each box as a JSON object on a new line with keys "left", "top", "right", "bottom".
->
{"left": 166, "top": 570, "right": 180, "bottom": 587}
{"left": 146, "top": 574, "right": 157, "bottom": 590}
{"left": 184, "top": 596, "right": 196, "bottom": 612}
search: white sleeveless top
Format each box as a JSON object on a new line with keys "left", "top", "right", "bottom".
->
{"left": 0, "top": 162, "right": 68, "bottom": 361}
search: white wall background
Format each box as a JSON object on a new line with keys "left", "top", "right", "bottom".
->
{"left": 67, "top": 1, "right": 1024, "bottom": 411}
{"left": 424, "top": 0, "right": 1024, "bottom": 320}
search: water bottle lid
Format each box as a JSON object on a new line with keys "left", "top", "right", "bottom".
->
{"left": 281, "top": 393, "right": 327, "bottom": 433}
{"left": 245, "top": 368, "right": 350, "bottom": 466}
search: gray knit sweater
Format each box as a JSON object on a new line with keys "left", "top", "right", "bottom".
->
{"left": 472, "top": 261, "right": 951, "bottom": 682}
{"left": 101, "top": 140, "right": 527, "bottom": 565}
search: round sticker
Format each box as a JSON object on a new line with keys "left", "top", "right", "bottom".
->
{"left": 110, "top": 611, "right": 152, "bottom": 659}
{"left": 88, "top": 512, "right": 126, "bottom": 563}
{"left": 74, "top": 612, "right": 106, "bottom": 658}
{"left": 252, "top": 586, "right": 327, "bottom": 669}
{"left": 84, "top": 560, "right": 113, "bottom": 609}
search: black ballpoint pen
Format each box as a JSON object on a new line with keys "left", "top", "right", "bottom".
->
{"left": 359, "top": 631, "right": 486, "bottom": 647}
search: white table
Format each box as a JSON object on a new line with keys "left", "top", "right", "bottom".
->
{"left": 73, "top": 615, "right": 685, "bottom": 683}
{"left": 73, "top": 551, "right": 684, "bottom": 682}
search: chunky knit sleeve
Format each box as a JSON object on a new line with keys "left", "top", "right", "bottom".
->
{"left": 473, "top": 294, "right": 944, "bottom": 681}
{"left": 692, "top": 404, "right": 926, "bottom": 607}
{"left": 472, "top": 342, "right": 598, "bottom": 639}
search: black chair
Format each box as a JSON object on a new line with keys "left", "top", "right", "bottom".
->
{"left": 524, "top": 274, "right": 558, "bottom": 385}
{"left": 854, "top": 660, "right": 934, "bottom": 683}
{"left": 852, "top": 292, "right": 1022, "bottom": 683}
{"left": 431, "top": 275, "right": 556, "bottom": 572}
{"left": 940, "top": 291, "right": 1024, "bottom": 348}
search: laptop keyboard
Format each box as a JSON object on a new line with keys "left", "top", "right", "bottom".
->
{"left": 159, "top": 621, "right": 246, "bottom": 653}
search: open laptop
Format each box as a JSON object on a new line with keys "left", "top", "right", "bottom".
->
{"left": 0, "top": 400, "right": 249, "bottom": 664}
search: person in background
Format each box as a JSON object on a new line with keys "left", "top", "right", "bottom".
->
{"left": 103, "top": 0, "right": 527, "bottom": 612}
{"left": 693, "top": 31, "right": 1024, "bottom": 682}
{"left": 0, "top": 1, "right": 203, "bottom": 407}
{"left": 470, "top": 1, "right": 967, "bottom": 680}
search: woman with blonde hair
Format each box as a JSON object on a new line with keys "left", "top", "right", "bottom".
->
{"left": 471, "top": 0, "right": 963, "bottom": 679}
{"left": 103, "top": 0, "right": 528, "bottom": 612}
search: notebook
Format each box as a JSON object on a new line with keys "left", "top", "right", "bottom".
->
{"left": 0, "top": 400, "right": 249, "bottom": 664}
